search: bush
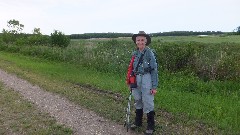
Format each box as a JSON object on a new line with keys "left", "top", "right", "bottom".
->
{"left": 15, "top": 37, "right": 28, "bottom": 46}
{"left": 2, "top": 32, "right": 16, "bottom": 44}
{"left": 50, "top": 30, "right": 70, "bottom": 48}
{"left": 0, "top": 37, "right": 6, "bottom": 50}
{"left": 192, "top": 43, "right": 240, "bottom": 81}
{"left": 27, "top": 35, "right": 50, "bottom": 46}
{"left": 0, "top": 36, "right": 3, "bottom": 45}
{"left": 154, "top": 42, "right": 195, "bottom": 72}
{"left": 5, "top": 45, "right": 20, "bottom": 53}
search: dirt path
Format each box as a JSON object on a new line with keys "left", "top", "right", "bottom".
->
{"left": 0, "top": 69, "right": 137, "bottom": 135}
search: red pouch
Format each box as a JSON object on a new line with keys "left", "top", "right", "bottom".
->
{"left": 129, "top": 73, "right": 137, "bottom": 88}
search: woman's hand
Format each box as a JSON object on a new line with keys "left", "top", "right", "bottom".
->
{"left": 150, "top": 89, "right": 157, "bottom": 95}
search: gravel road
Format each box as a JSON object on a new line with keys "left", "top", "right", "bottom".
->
{"left": 0, "top": 69, "right": 138, "bottom": 135}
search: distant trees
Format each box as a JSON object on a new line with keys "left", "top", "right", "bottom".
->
{"left": 150, "top": 31, "right": 224, "bottom": 37}
{"left": 230, "top": 26, "right": 240, "bottom": 35}
{"left": 235, "top": 26, "right": 240, "bottom": 34}
{"left": 1, "top": 19, "right": 70, "bottom": 48}
{"left": 33, "top": 28, "right": 41, "bottom": 35}
{"left": 69, "top": 33, "right": 133, "bottom": 39}
{"left": 2, "top": 19, "right": 25, "bottom": 43}
{"left": 5, "top": 19, "right": 24, "bottom": 34}
{"left": 68, "top": 31, "right": 225, "bottom": 39}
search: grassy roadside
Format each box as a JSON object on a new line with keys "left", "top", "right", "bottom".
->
{"left": 0, "top": 82, "right": 72, "bottom": 135}
{"left": 0, "top": 51, "right": 239, "bottom": 134}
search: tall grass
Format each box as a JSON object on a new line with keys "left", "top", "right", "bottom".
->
{"left": 0, "top": 36, "right": 239, "bottom": 88}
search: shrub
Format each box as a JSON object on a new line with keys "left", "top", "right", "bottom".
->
{"left": 1, "top": 32, "right": 16, "bottom": 44}
{"left": 0, "top": 37, "right": 6, "bottom": 50}
{"left": 0, "top": 36, "right": 3, "bottom": 45}
{"left": 154, "top": 42, "right": 195, "bottom": 72}
{"left": 50, "top": 30, "right": 70, "bottom": 48}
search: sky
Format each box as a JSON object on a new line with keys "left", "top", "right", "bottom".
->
{"left": 0, "top": 0, "right": 240, "bottom": 35}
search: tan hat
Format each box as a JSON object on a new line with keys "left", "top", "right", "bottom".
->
{"left": 132, "top": 31, "right": 151, "bottom": 45}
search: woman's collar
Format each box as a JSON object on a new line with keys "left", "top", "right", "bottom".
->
{"left": 138, "top": 47, "right": 149, "bottom": 53}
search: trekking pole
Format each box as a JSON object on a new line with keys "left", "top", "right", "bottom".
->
{"left": 124, "top": 88, "right": 132, "bottom": 132}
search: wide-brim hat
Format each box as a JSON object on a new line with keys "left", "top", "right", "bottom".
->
{"left": 132, "top": 31, "right": 151, "bottom": 45}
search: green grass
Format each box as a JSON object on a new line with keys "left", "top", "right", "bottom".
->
{"left": 0, "top": 51, "right": 239, "bottom": 134}
{"left": 0, "top": 82, "right": 72, "bottom": 135}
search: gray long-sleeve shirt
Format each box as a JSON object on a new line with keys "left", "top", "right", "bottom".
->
{"left": 132, "top": 47, "right": 158, "bottom": 89}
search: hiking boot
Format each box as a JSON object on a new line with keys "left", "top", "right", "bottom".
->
{"left": 145, "top": 111, "right": 155, "bottom": 135}
{"left": 130, "top": 109, "right": 143, "bottom": 130}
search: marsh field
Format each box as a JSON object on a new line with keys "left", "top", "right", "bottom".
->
{"left": 0, "top": 35, "right": 240, "bottom": 134}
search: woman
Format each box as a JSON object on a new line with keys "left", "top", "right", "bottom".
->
{"left": 126, "top": 31, "right": 158, "bottom": 135}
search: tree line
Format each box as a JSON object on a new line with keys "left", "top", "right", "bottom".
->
{"left": 68, "top": 31, "right": 224, "bottom": 39}
{"left": 1, "top": 19, "right": 240, "bottom": 42}
{"left": 69, "top": 33, "right": 133, "bottom": 39}
{"left": 68, "top": 30, "right": 240, "bottom": 39}
{"left": 150, "top": 31, "right": 224, "bottom": 37}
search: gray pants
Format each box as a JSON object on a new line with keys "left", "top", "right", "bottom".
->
{"left": 132, "top": 73, "right": 154, "bottom": 113}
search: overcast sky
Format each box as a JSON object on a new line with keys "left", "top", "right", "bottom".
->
{"left": 1, "top": 0, "right": 239, "bottom": 35}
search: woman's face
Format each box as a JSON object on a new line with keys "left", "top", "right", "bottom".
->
{"left": 136, "top": 36, "right": 147, "bottom": 50}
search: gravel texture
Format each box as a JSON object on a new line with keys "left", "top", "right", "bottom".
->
{"left": 0, "top": 69, "right": 137, "bottom": 135}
